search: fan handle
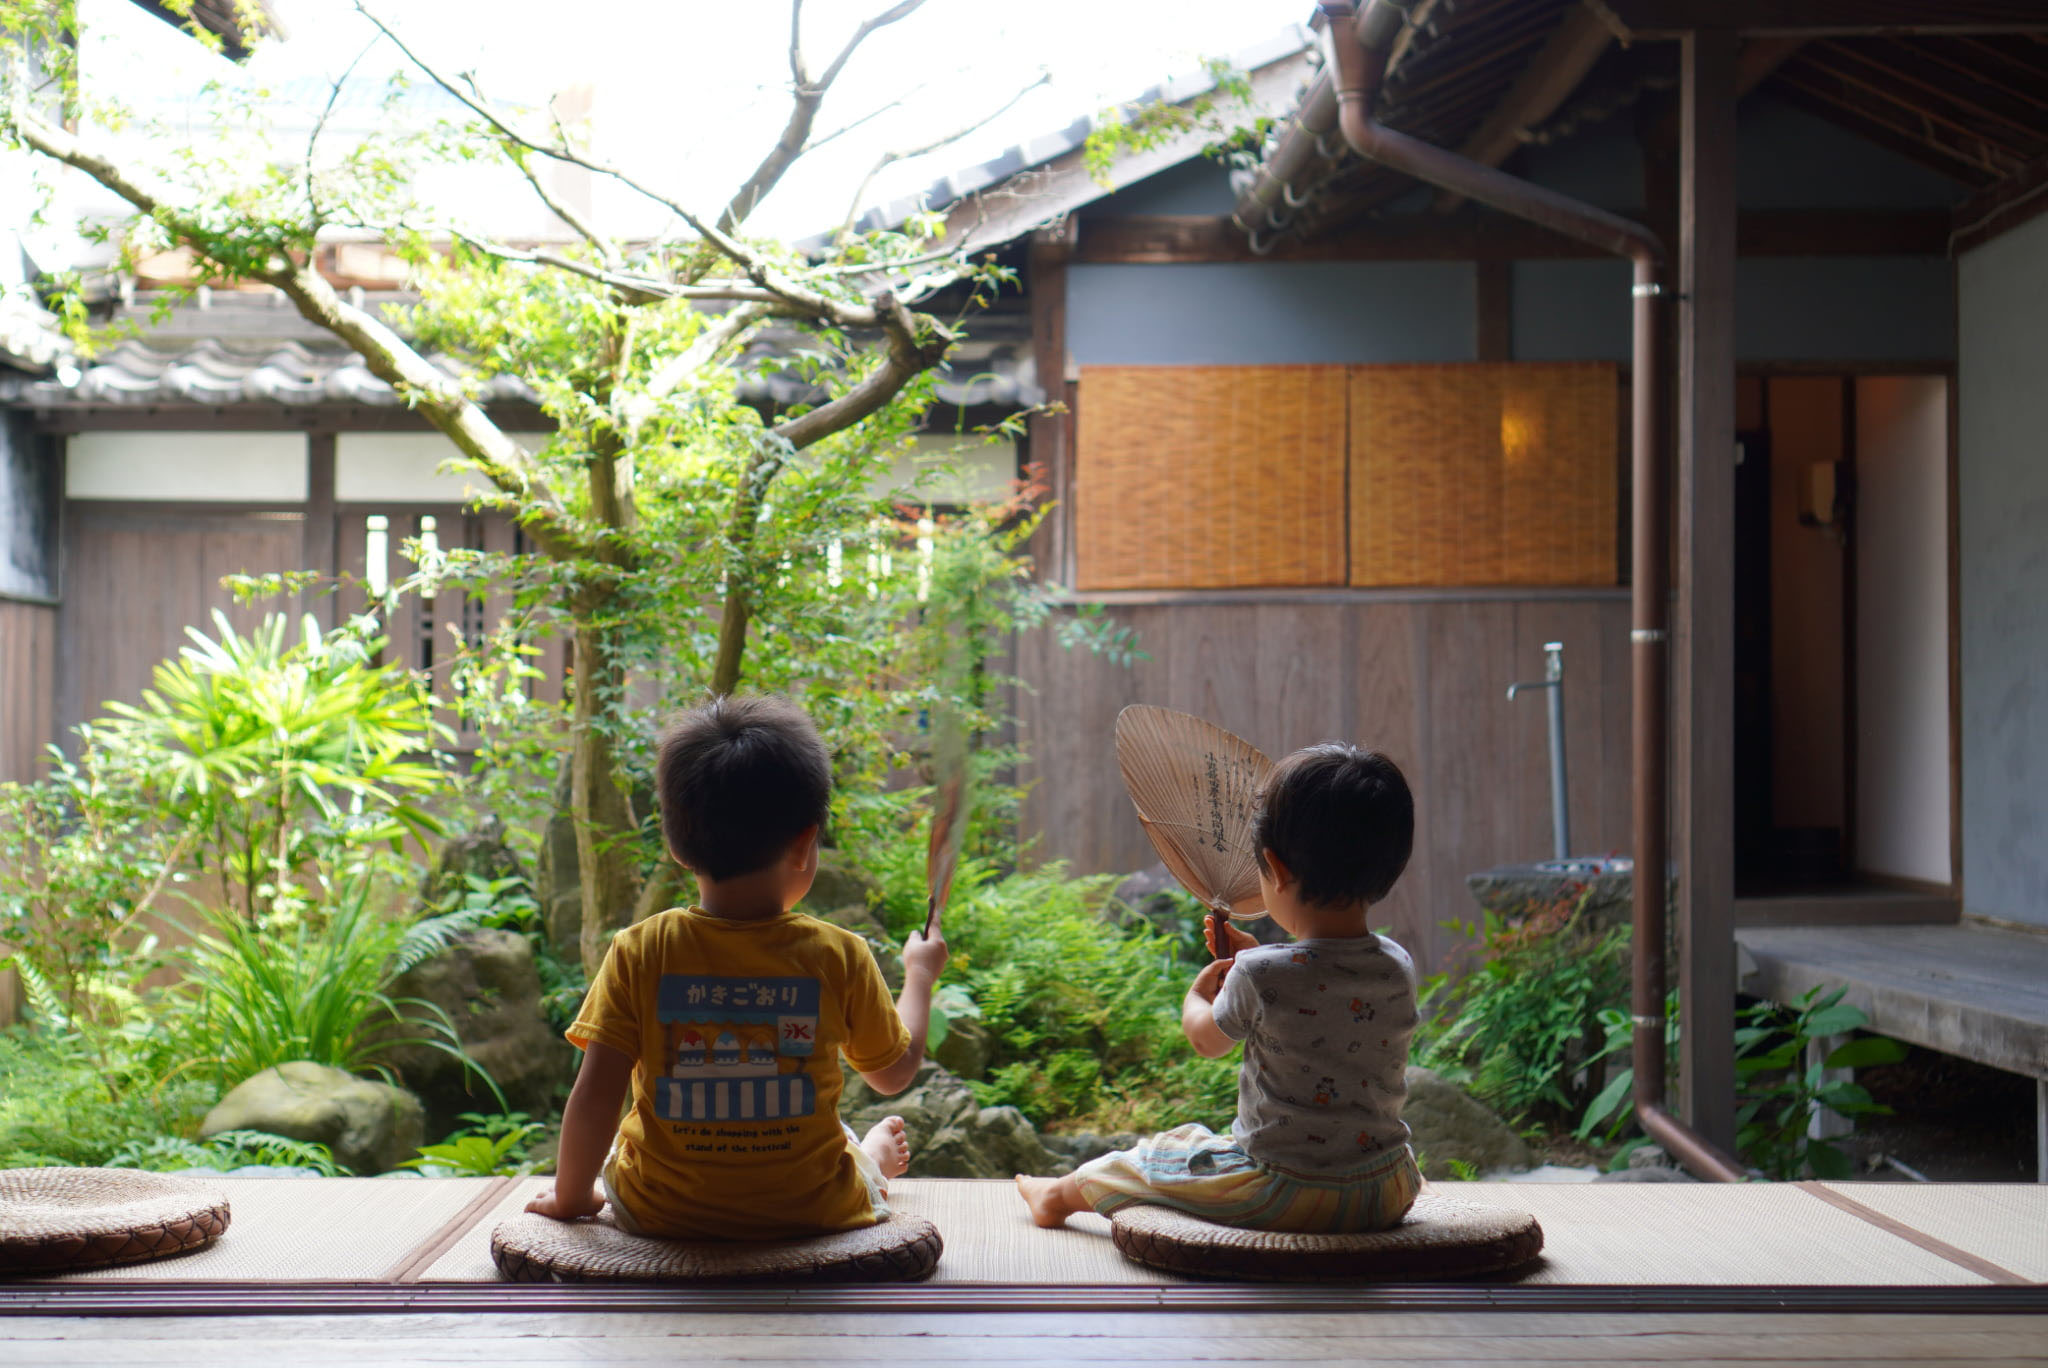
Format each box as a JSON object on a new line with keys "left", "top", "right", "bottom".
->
{"left": 1207, "top": 907, "right": 1235, "bottom": 969}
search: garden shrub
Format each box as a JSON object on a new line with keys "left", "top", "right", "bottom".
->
{"left": 1416, "top": 890, "right": 1632, "bottom": 1127}
{"left": 0, "top": 1029, "right": 216, "bottom": 1169}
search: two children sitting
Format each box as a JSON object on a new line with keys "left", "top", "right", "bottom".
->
{"left": 531, "top": 695, "right": 1421, "bottom": 1242}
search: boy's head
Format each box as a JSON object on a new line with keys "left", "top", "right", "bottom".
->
{"left": 656, "top": 695, "right": 831, "bottom": 882}
{"left": 1253, "top": 744, "right": 1413, "bottom": 908}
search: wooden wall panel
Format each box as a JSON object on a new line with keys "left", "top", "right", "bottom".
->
{"left": 0, "top": 599, "right": 56, "bottom": 782}
{"left": 57, "top": 508, "right": 305, "bottom": 736}
{"left": 1015, "top": 594, "right": 1634, "bottom": 978}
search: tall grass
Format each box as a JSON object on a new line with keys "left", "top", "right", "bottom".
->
{"left": 166, "top": 874, "right": 484, "bottom": 1094}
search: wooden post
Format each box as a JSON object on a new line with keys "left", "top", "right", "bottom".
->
{"left": 304, "top": 433, "right": 338, "bottom": 630}
{"left": 1675, "top": 26, "right": 1740, "bottom": 1155}
{"left": 1026, "top": 223, "right": 1076, "bottom": 586}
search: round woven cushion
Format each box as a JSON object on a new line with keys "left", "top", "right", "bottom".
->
{"left": 1110, "top": 1193, "right": 1543, "bottom": 1282}
{"left": 491, "top": 1209, "right": 942, "bottom": 1284}
{"left": 0, "top": 1168, "right": 232, "bottom": 1274}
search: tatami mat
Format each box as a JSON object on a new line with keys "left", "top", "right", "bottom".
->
{"left": 46, "top": 1177, "right": 498, "bottom": 1282}
{"left": 417, "top": 1177, "right": 550, "bottom": 1282}
{"left": 1815, "top": 1182, "right": 2048, "bottom": 1282}
{"left": 1446, "top": 1182, "right": 1997, "bottom": 1286}
{"left": 18, "top": 1176, "right": 2045, "bottom": 1288}
{"left": 889, "top": 1180, "right": 1187, "bottom": 1285}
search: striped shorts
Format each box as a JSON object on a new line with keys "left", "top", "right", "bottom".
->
{"left": 1073, "top": 1123, "right": 1421, "bottom": 1234}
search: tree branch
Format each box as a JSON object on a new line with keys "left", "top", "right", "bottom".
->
{"left": 305, "top": 39, "right": 380, "bottom": 225}
{"left": 506, "top": 147, "right": 620, "bottom": 270}
{"left": 835, "top": 71, "right": 1049, "bottom": 243}
{"left": 717, "top": 0, "right": 929, "bottom": 233}
{"left": 4, "top": 81, "right": 599, "bottom": 565}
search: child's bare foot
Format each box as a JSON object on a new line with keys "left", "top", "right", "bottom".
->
{"left": 861, "top": 1116, "right": 911, "bottom": 1180}
{"left": 1015, "top": 1174, "right": 1086, "bottom": 1228}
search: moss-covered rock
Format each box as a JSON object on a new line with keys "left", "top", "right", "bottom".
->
{"left": 201, "top": 1062, "right": 424, "bottom": 1175}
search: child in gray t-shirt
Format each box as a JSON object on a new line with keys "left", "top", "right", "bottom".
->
{"left": 1018, "top": 744, "right": 1422, "bottom": 1234}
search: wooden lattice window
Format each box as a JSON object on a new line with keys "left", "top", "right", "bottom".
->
{"left": 1073, "top": 366, "right": 1349, "bottom": 591}
{"left": 1348, "top": 362, "right": 1618, "bottom": 587}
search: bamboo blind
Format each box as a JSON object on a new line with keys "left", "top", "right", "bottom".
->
{"left": 1073, "top": 365, "right": 1349, "bottom": 591}
{"left": 1348, "top": 362, "right": 1618, "bottom": 587}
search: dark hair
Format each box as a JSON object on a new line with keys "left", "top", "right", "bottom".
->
{"left": 656, "top": 695, "right": 832, "bottom": 881}
{"left": 1252, "top": 744, "right": 1413, "bottom": 907}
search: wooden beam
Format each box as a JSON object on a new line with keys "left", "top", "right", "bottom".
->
{"left": 1596, "top": 1, "right": 2048, "bottom": 39}
{"left": 1765, "top": 77, "right": 2006, "bottom": 185}
{"left": 1675, "top": 26, "right": 1740, "bottom": 1156}
{"left": 304, "top": 433, "right": 337, "bottom": 631}
{"left": 1072, "top": 210, "right": 1950, "bottom": 263}
{"left": 1736, "top": 35, "right": 1807, "bottom": 92}
{"left": 1951, "top": 151, "right": 2048, "bottom": 253}
{"left": 1025, "top": 224, "right": 1075, "bottom": 587}
{"left": 1432, "top": 3, "right": 1615, "bottom": 213}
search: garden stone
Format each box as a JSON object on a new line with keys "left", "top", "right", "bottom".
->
{"left": 382, "top": 929, "right": 577, "bottom": 1140}
{"left": 1465, "top": 858, "right": 1673, "bottom": 936}
{"left": 804, "top": 852, "right": 880, "bottom": 921}
{"left": 201, "top": 1062, "right": 424, "bottom": 1176}
{"left": 1592, "top": 1165, "right": 1698, "bottom": 1182}
{"left": 1402, "top": 1066, "right": 1534, "bottom": 1178}
{"left": 840, "top": 1060, "right": 1069, "bottom": 1177}
{"left": 931, "top": 1017, "right": 993, "bottom": 1081}
{"left": 419, "top": 817, "right": 525, "bottom": 912}
{"left": 1627, "top": 1143, "right": 1675, "bottom": 1171}
{"left": 1111, "top": 863, "right": 1286, "bottom": 946}
{"left": 1040, "top": 1130, "right": 1141, "bottom": 1167}
{"left": 921, "top": 1105, "right": 1068, "bottom": 1179}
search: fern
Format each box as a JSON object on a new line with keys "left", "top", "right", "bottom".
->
{"left": 8, "top": 958, "right": 67, "bottom": 1030}
{"left": 390, "top": 906, "right": 493, "bottom": 977}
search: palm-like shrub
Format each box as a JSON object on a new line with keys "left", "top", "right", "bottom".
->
{"left": 103, "top": 610, "right": 449, "bottom": 923}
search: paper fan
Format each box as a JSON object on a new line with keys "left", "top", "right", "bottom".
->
{"left": 1114, "top": 705, "right": 1274, "bottom": 923}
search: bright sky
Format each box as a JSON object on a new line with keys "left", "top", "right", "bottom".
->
{"left": 75, "top": 0, "right": 1311, "bottom": 241}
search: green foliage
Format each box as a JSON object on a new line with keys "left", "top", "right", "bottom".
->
{"left": 1082, "top": 58, "right": 1274, "bottom": 186}
{"left": 905, "top": 856, "right": 1235, "bottom": 1133}
{"left": 162, "top": 869, "right": 483, "bottom": 1094}
{"left": 1417, "top": 892, "right": 1632, "bottom": 1125}
{"left": 404, "top": 1112, "right": 544, "bottom": 1178}
{"left": 1733, "top": 987, "right": 1907, "bottom": 1180}
{"left": 0, "top": 1028, "right": 216, "bottom": 1169}
{"left": 0, "top": 739, "right": 185, "bottom": 1049}
{"left": 108, "top": 1129, "right": 346, "bottom": 1177}
{"left": 101, "top": 611, "right": 449, "bottom": 924}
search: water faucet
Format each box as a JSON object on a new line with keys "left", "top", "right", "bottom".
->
{"left": 1508, "top": 642, "right": 1570, "bottom": 862}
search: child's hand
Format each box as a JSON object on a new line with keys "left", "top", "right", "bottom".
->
{"left": 526, "top": 1182, "right": 605, "bottom": 1222}
{"left": 1204, "top": 918, "right": 1258, "bottom": 960}
{"left": 1188, "top": 956, "right": 1232, "bottom": 1003}
{"left": 902, "top": 924, "right": 949, "bottom": 983}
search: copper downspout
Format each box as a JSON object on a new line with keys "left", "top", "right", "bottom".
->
{"left": 1245, "top": 1, "right": 1743, "bottom": 1181}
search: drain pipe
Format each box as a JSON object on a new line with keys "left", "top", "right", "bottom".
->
{"left": 1272, "top": 0, "right": 1744, "bottom": 1182}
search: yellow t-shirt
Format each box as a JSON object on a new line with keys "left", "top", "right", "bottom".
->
{"left": 567, "top": 907, "right": 909, "bottom": 1241}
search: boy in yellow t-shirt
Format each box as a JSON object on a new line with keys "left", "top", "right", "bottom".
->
{"left": 527, "top": 695, "right": 947, "bottom": 1240}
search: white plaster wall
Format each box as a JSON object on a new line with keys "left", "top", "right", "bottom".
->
{"left": 871, "top": 436, "right": 1018, "bottom": 505}
{"left": 1958, "top": 212, "right": 2048, "bottom": 927}
{"left": 335, "top": 433, "right": 550, "bottom": 503}
{"left": 1853, "top": 375, "right": 1951, "bottom": 886}
{"left": 66, "top": 432, "right": 306, "bottom": 501}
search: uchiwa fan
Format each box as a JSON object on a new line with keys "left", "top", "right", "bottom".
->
{"left": 1114, "top": 705, "right": 1275, "bottom": 963}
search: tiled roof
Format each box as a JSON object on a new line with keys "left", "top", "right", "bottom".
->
{"left": 0, "top": 287, "right": 74, "bottom": 378}
{"left": 813, "top": 26, "right": 1316, "bottom": 245}
{"left": 0, "top": 298, "right": 1040, "bottom": 411}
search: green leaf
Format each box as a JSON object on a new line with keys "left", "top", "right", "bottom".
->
{"left": 1823, "top": 1036, "right": 1907, "bottom": 1070}
{"left": 1804, "top": 1142, "right": 1855, "bottom": 1180}
{"left": 1802, "top": 1003, "right": 1870, "bottom": 1038}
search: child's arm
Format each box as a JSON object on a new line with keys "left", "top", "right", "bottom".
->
{"left": 1183, "top": 958, "right": 1239, "bottom": 1058}
{"left": 527, "top": 1040, "right": 633, "bottom": 1221}
{"left": 858, "top": 927, "right": 949, "bottom": 1095}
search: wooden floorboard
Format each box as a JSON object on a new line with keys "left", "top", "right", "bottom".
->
{"left": 3, "top": 1310, "right": 2044, "bottom": 1366}
{"left": 1737, "top": 923, "right": 2048, "bottom": 1077}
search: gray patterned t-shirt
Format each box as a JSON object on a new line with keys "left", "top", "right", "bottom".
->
{"left": 1211, "top": 935, "right": 1419, "bottom": 1176}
